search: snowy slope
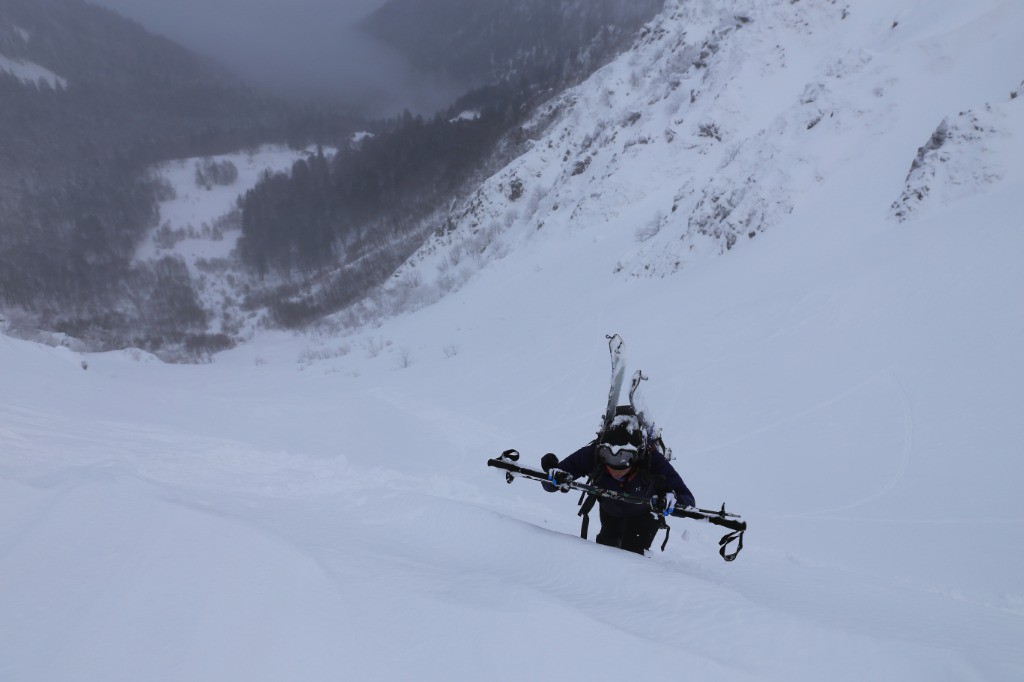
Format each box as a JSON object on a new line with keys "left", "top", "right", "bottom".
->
{"left": 135, "top": 145, "right": 333, "bottom": 335}
{"left": 388, "top": 0, "right": 1022, "bottom": 297}
{"left": 137, "top": 146, "right": 329, "bottom": 267}
{"left": 0, "top": 26, "right": 66, "bottom": 88}
{"left": 0, "top": 52, "right": 67, "bottom": 89}
{"left": 2, "top": 0, "right": 1024, "bottom": 680}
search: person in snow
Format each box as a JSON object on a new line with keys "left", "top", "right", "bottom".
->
{"left": 542, "top": 409, "right": 695, "bottom": 555}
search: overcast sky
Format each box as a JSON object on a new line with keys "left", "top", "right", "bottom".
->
{"left": 89, "top": 0, "right": 463, "bottom": 117}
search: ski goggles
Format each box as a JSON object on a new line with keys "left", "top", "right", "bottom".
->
{"left": 597, "top": 443, "right": 638, "bottom": 469}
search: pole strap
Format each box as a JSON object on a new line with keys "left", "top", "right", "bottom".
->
{"left": 659, "top": 518, "right": 671, "bottom": 551}
{"left": 719, "top": 529, "right": 744, "bottom": 562}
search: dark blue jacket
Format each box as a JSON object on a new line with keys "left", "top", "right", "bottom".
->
{"left": 543, "top": 443, "right": 695, "bottom": 517}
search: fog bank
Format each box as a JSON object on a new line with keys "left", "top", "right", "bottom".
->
{"left": 89, "top": 0, "right": 465, "bottom": 117}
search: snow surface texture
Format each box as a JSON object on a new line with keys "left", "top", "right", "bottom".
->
{"left": 2, "top": 0, "right": 1024, "bottom": 680}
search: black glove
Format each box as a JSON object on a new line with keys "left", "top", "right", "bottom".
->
{"left": 540, "top": 453, "right": 571, "bottom": 492}
{"left": 651, "top": 491, "right": 677, "bottom": 516}
{"left": 547, "top": 468, "right": 573, "bottom": 492}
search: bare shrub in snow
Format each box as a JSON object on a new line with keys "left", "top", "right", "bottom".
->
{"left": 698, "top": 122, "right": 722, "bottom": 141}
{"left": 195, "top": 158, "right": 239, "bottom": 188}
{"left": 525, "top": 187, "right": 545, "bottom": 217}
{"left": 571, "top": 157, "right": 592, "bottom": 176}
{"left": 448, "top": 244, "right": 465, "bottom": 267}
{"left": 213, "top": 208, "right": 241, "bottom": 233}
{"left": 151, "top": 177, "right": 177, "bottom": 202}
{"left": 152, "top": 222, "right": 182, "bottom": 250}
{"left": 364, "top": 337, "right": 386, "bottom": 358}
{"left": 504, "top": 208, "right": 519, "bottom": 228}
{"left": 636, "top": 211, "right": 666, "bottom": 243}
{"left": 195, "top": 258, "right": 231, "bottom": 274}
{"left": 508, "top": 177, "right": 524, "bottom": 201}
{"left": 298, "top": 343, "right": 351, "bottom": 363}
{"left": 399, "top": 271, "right": 422, "bottom": 289}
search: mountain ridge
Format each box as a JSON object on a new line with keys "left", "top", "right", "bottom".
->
{"left": 352, "top": 0, "right": 1022, "bottom": 322}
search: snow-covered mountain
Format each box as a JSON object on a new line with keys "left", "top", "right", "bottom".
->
{"left": 1, "top": 1, "right": 1022, "bottom": 679}
{"left": 380, "top": 0, "right": 1022, "bottom": 306}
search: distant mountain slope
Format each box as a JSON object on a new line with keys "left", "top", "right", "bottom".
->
{"left": 361, "top": 0, "right": 664, "bottom": 88}
{"left": 228, "top": 2, "right": 668, "bottom": 329}
{"left": 2, "top": 0, "right": 218, "bottom": 85}
{"left": 0, "top": 0, "right": 350, "bottom": 354}
{"left": 0, "top": 0, "right": 282, "bottom": 166}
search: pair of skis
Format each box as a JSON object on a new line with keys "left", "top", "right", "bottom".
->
{"left": 488, "top": 334, "right": 747, "bottom": 561}
{"left": 603, "top": 333, "right": 670, "bottom": 460}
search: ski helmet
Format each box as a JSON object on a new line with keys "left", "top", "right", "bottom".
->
{"left": 598, "top": 412, "right": 644, "bottom": 469}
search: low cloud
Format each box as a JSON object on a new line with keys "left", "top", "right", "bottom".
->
{"left": 91, "top": 0, "right": 464, "bottom": 117}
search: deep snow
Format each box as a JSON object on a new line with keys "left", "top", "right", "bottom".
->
{"left": 2, "top": 0, "right": 1023, "bottom": 679}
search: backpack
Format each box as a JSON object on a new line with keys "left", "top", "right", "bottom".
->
{"left": 576, "top": 403, "right": 674, "bottom": 548}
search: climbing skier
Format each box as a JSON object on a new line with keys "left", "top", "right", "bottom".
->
{"left": 489, "top": 336, "right": 743, "bottom": 559}
{"left": 542, "top": 407, "right": 695, "bottom": 555}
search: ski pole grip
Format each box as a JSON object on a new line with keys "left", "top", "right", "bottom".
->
{"left": 670, "top": 507, "right": 747, "bottom": 533}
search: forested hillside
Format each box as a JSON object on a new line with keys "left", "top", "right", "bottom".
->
{"left": 237, "top": 0, "right": 662, "bottom": 327}
{"left": 0, "top": 0, "right": 351, "bottom": 351}
{"left": 361, "top": 0, "right": 664, "bottom": 87}
{"left": 0, "top": 0, "right": 663, "bottom": 352}
{"left": 238, "top": 82, "right": 533, "bottom": 326}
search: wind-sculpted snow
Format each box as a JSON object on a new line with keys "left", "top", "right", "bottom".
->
{"left": 2, "top": 342, "right": 1020, "bottom": 680}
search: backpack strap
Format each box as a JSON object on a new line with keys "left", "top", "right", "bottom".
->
{"left": 578, "top": 490, "right": 599, "bottom": 539}
{"left": 576, "top": 443, "right": 606, "bottom": 539}
{"left": 649, "top": 472, "right": 672, "bottom": 551}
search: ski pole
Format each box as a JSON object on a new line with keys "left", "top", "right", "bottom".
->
{"left": 487, "top": 451, "right": 747, "bottom": 560}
